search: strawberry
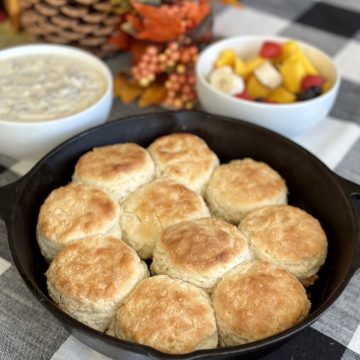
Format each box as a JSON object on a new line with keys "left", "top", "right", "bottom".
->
{"left": 264, "top": 99, "right": 278, "bottom": 104}
{"left": 235, "top": 90, "right": 252, "bottom": 101}
{"left": 301, "top": 75, "right": 324, "bottom": 91}
{"left": 259, "top": 41, "right": 282, "bottom": 58}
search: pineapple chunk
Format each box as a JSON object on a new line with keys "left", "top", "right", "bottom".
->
{"left": 288, "top": 50, "right": 318, "bottom": 76}
{"left": 234, "top": 56, "right": 247, "bottom": 77}
{"left": 322, "top": 79, "right": 333, "bottom": 93}
{"left": 281, "top": 41, "right": 299, "bottom": 61}
{"left": 280, "top": 59, "right": 307, "bottom": 94}
{"left": 246, "top": 75, "right": 271, "bottom": 98}
{"left": 281, "top": 42, "right": 318, "bottom": 74}
{"left": 268, "top": 86, "right": 296, "bottom": 103}
{"left": 215, "top": 49, "right": 237, "bottom": 68}
{"left": 243, "top": 57, "right": 264, "bottom": 78}
{"left": 253, "top": 61, "right": 282, "bottom": 90}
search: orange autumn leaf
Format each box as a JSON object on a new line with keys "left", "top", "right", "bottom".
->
{"left": 126, "top": 13, "right": 142, "bottom": 33}
{"left": 107, "top": 30, "right": 131, "bottom": 50}
{"left": 129, "top": 1, "right": 185, "bottom": 42}
{"left": 114, "top": 73, "right": 142, "bottom": 104}
{"left": 138, "top": 81, "right": 167, "bottom": 108}
{"left": 182, "top": 0, "right": 210, "bottom": 28}
{"left": 113, "top": 73, "right": 127, "bottom": 97}
{"left": 120, "top": 83, "right": 142, "bottom": 104}
{"left": 127, "top": 0, "right": 210, "bottom": 42}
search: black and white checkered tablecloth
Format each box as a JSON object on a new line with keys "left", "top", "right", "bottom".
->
{"left": 1, "top": 1, "right": 360, "bottom": 359}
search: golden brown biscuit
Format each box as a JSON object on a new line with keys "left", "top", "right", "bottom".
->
{"left": 212, "top": 261, "right": 310, "bottom": 346}
{"left": 46, "top": 236, "right": 149, "bottom": 332}
{"left": 120, "top": 179, "right": 210, "bottom": 259}
{"left": 148, "top": 133, "right": 219, "bottom": 193}
{"left": 72, "top": 143, "right": 155, "bottom": 202}
{"left": 110, "top": 275, "right": 218, "bottom": 354}
{"left": 205, "top": 158, "right": 287, "bottom": 224}
{"left": 37, "top": 183, "right": 121, "bottom": 262}
{"left": 239, "top": 205, "right": 327, "bottom": 283}
{"left": 151, "top": 217, "right": 252, "bottom": 292}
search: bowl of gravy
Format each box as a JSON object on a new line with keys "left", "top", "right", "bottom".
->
{"left": 0, "top": 44, "right": 113, "bottom": 160}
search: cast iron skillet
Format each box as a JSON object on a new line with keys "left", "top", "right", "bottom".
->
{"left": 0, "top": 111, "right": 359, "bottom": 360}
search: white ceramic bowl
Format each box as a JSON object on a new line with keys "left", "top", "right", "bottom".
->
{"left": 0, "top": 44, "right": 113, "bottom": 160}
{"left": 196, "top": 35, "right": 340, "bottom": 137}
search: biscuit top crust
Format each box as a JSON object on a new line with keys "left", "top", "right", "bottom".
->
{"left": 38, "top": 183, "right": 119, "bottom": 245}
{"left": 240, "top": 205, "right": 327, "bottom": 263}
{"left": 123, "top": 179, "right": 208, "bottom": 229}
{"left": 74, "top": 143, "right": 151, "bottom": 182}
{"left": 207, "top": 158, "right": 286, "bottom": 206}
{"left": 160, "top": 218, "right": 249, "bottom": 273}
{"left": 213, "top": 261, "right": 310, "bottom": 342}
{"left": 46, "top": 236, "right": 144, "bottom": 305}
{"left": 148, "top": 133, "right": 218, "bottom": 189}
{"left": 120, "top": 179, "right": 209, "bottom": 259}
{"left": 117, "top": 275, "right": 217, "bottom": 354}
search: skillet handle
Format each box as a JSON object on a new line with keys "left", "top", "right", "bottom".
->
{"left": 0, "top": 179, "right": 24, "bottom": 223}
{"left": 336, "top": 175, "right": 360, "bottom": 275}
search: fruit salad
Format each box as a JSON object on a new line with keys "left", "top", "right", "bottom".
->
{"left": 208, "top": 40, "right": 333, "bottom": 104}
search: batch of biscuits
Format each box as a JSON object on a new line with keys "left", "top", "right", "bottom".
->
{"left": 37, "top": 132, "right": 327, "bottom": 354}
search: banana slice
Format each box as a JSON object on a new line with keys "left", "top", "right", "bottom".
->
{"left": 253, "top": 60, "right": 282, "bottom": 90}
{"left": 209, "top": 66, "right": 244, "bottom": 95}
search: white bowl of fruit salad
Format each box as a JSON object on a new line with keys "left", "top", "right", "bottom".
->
{"left": 196, "top": 35, "right": 340, "bottom": 137}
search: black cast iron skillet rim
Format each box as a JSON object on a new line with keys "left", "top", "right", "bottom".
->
{"left": 2, "top": 110, "right": 360, "bottom": 359}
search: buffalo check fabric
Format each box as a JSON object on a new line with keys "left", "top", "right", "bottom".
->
{"left": 1, "top": 1, "right": 360, "bottom": 359}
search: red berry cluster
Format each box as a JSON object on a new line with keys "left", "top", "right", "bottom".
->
{"left": 131, "top": 46, "right": 161, "bottom": 87}
{"left": 130, "top": 40, "right": 198, "bottom": 109}
{"left": 164, "top": 72, "right": 196, "bottom": 109}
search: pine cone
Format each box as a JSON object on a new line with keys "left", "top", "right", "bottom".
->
{"left": 20, "top": 0, "right": 121, "bottom": 57}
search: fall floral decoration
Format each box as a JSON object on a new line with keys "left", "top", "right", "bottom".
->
{"left": 125, "top": 0, "right": 210, "bottom": 42}
{"left": 110, "top": 0, "right": 212, "bottom": 109}
{"left": 114, "top": 73, "right": 143, "bottom": 104}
